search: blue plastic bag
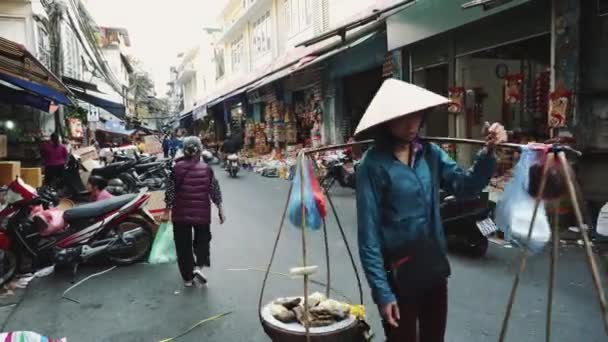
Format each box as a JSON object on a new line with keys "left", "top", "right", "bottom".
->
{"left": 287, "top": 156, "right": 327, "bottom": 231}
{"left": 495, "top": 146, "right": 551, "bottom": 254}
{"left": 148, "top": 222, "right": 177, "bottom": 264}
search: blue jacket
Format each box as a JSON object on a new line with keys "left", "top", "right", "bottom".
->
{"left": 356, "top": 143, "right": 496, "bottom": 305}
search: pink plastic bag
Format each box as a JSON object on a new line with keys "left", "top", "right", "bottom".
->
{"left": 33, "top": 208, "right": 66, "bottom": 236}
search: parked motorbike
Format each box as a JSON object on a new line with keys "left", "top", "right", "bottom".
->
{"left": 226, "top": 154, "right": 240, "bottom": 178}
{"left": 440, "top": 191, "right": 497, "bottom": 258}
{"left": 46, "top": 154, "right": 88, "bottom": 201}
{"left": 91, "top": 158, "right": 170, "bottom": 194}
{"left": 0, "top": 178, "right": 154, "bottom": 285}
{"left": 320, "top": 151, "right": 357, "bottom": 191}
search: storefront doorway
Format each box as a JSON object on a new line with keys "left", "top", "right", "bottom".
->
{"left": 342, "top": 66, "right": 383, "bottom": 141}
{"left": 413, "top": 64, "right": 450, "bottom": 137}
{"left": 456, "top": 34, "right": 551, "bottom": 141}
{"left": 455, "top": 34, "right": 551, "bottom": 167}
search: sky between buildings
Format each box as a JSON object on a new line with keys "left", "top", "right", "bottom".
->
{"left": 86, "top": 0, "right": 226, "bottom": 95}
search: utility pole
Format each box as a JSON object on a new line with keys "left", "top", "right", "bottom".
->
{"left": 48, "top": 0, "right": 67, "bottom": 136}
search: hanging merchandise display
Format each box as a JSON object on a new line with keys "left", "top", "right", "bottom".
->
{"left": 504, "top": 74, "right": 524, "bottom": 105}
{"left": 68, "top": 118, "right": 84, "bottom": 139}
{"left": 311, "top": 103, "right": 323, "bottom": 148}
{"left": 526, "top": 70, "right": 550, "bottom": 115}
{"left": 255, "top": 123, "right": 269, "bottom": 155}
{"left": 272, "top": 102, "right": 286, "bottom": 149}
{"left": 448, "top": 87, "right": 465, "bottom": 113}
{"left": 245, "top": 120, "right": 256, "bottom": 148}
{"left": 548, "top": 89, "right": 570, "bottom": 129}
{"left": 285, "top": 106, "right": 297, "bottom": 145}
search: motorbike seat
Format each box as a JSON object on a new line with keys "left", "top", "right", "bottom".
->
{"left": 92, "top": 161, "right": 137, "bottom": 178}
{"left": 135, "top": 162, "right": 164, "bottom": 172}
{"left": 227, "top": 154, "right": 239, "bottom": 161}
{"left": 63, "top": 194, "right": 137, "bottom": 222}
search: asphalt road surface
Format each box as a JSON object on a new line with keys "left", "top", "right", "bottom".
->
{"left": 0, "top": 169, "right": 607, "bottom": 341}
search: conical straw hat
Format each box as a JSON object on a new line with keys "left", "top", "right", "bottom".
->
{"left": 355, "top": 78, "right": 449, "bottom": 136}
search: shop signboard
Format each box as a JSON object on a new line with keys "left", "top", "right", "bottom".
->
{"left": 193, "top": 105, "right": 208, "bottom": 120}
{"left": 87, "top": 106, "right": 99, "bottom": 122}
{"left": 387, "top": 0, "right": 531, "bottom": 50}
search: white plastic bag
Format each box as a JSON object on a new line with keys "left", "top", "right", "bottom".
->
{"left": 495, "top": 146, "right": 551, "bottom": 254}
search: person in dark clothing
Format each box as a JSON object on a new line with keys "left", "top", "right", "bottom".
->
{"left": 220, "top": 134, "right": 242, "bottom": 167}
{"left": 162, "top": 134, "right": 171, "bottom": 158}
{"left": 40, "top": 133, "right": 68, "bottom": 186}
{"left": 355, "top": 79, "right": 506, "bottom": 342}
{"left": 162, "top": 136, "right": 225, "bottom": 287}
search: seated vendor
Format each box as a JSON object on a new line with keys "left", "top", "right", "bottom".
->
{"left": 87, "top": 175, "right": 113, "bottom": 202}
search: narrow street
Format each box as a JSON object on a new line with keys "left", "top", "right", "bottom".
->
{"left": 0, "top": 169, "right": 605, "bottom": 341}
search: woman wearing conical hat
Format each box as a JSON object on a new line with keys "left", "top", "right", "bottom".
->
{"left": 356, "top": 79, "right": 507, "bottom": 341}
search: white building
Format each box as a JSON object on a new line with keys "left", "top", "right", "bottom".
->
{"left": 174, "top": 28, "right": 221, "bottom": 115}
{"left": 186, "top": 0, "right": 382, "bottom": 105}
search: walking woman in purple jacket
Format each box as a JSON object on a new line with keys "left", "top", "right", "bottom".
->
{"left": 162, "top": 136, "right": 225, "bottom": 287}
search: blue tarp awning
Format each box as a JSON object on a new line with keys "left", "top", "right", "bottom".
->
{"left": 70, "top": 88, "right": 126, "bottom": 118}
{"left": 0, "top": 82, "right": 51, "bottom": 111}
{"left": 98, "top": 120, "right": 135, "bottom": 136}
{"left": 0, "top": 72, "right": 71, "bottom": 105}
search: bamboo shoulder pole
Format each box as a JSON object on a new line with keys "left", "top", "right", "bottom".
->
{"left": 298, "top": 153, "right": 311, "bottom": 342}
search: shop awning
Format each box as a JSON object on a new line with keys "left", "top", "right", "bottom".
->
{"left": 252, "top": 31, "right": 380, "bottom": 91}
{"left": 296, "top": 0, "right": 414, "bottom": 47}
{"left": 69, "top": 88, "right": 126, "bottom": 118}
{"left": 62, "top": 76, "right": 100, "bottom": 92}
{"left": 0, "top": 82, "right": 52, "bottom": 111}
{"left": 386, "top": 0, "right": 532, "bottom": 50}
{"left": 0, "top": 37, "right": 72, "bottom": 105}
{"left": 97, "top": 120, "right": 135, "bottom": 136}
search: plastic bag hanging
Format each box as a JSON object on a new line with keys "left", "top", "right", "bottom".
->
{"left": 495, "top": 145, "right": 551, "bottom": 254}
{"left": 148, "top": 222, "right": 177, "bottom": 264}
{"left": 287, "top": 155, "right": 327, "bottom": 230}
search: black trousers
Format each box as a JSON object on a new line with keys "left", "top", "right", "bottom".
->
{"left": 383, "top": 279, "right": 448, "bottom": 342}
{"left": 44, "top": 165, "right": 64, "bottom": 186}
{"left": 172, "top": 223, "right": 211, "bottom": 281}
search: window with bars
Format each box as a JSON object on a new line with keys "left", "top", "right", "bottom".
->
{"left": 286, "top": 0, "right": 313, "bottom": 36}
{"left": 36, "top": 24, "right": 51, "bottom": 68}
{"left": 215, "top": 48, "right": 226, "bottom": 79}
{"left": 252, "top": 11, "right": 271, "bottom": 58}
{"left": 231, "top": 35, "right": 244, "bottom": 72}
{"left": 63, "top": 28, "right": 82, "bottom": 79}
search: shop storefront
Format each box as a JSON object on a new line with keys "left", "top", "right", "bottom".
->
{"left": 388, "top": 0, "right": 552, "bottom": 165}
{"left": 325, "top": 29, "right": 388, "bottom": 144}
{"left": 0, "top": 37, "right": 72, "bottom": 169}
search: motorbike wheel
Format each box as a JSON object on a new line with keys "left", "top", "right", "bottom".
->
{"left": 0, "top": 250, "right": 18, "bottom": 286}
{"left": 107, "top": 217, "right": 153, "bottom": 265}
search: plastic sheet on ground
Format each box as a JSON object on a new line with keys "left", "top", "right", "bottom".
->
{"left": 495, "top": 146, "right": 551, "bottom": 254}
{"left": 0, "top": 331, "right": 66, "bottom": 342}
{"left": 148, "top": 223, "right": 177, "bottom": 264}
{"left": 0, "top": 266, "right": 55, "bottom": 298}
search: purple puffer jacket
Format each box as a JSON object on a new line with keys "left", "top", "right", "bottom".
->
{"left": 172, "top": 159, "right": 212, "bottom": 225}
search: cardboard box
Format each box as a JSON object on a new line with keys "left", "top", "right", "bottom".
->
{"left": 0, "top": 135, "right": 6, "bottom": 158}
{"left": 73, "top": 146, "right": 99, "bottom": 162}
{"left": 0, "top": 161, "right": 21, "bottom": 186}
{"left": 20, "top": 167, "right": 42, "bottom": 188}
{"left": 144, "top": 190, "right": 166, "bottom": 221}
{"left": 142, "top": 135, "right": 163, "bottom": 155}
